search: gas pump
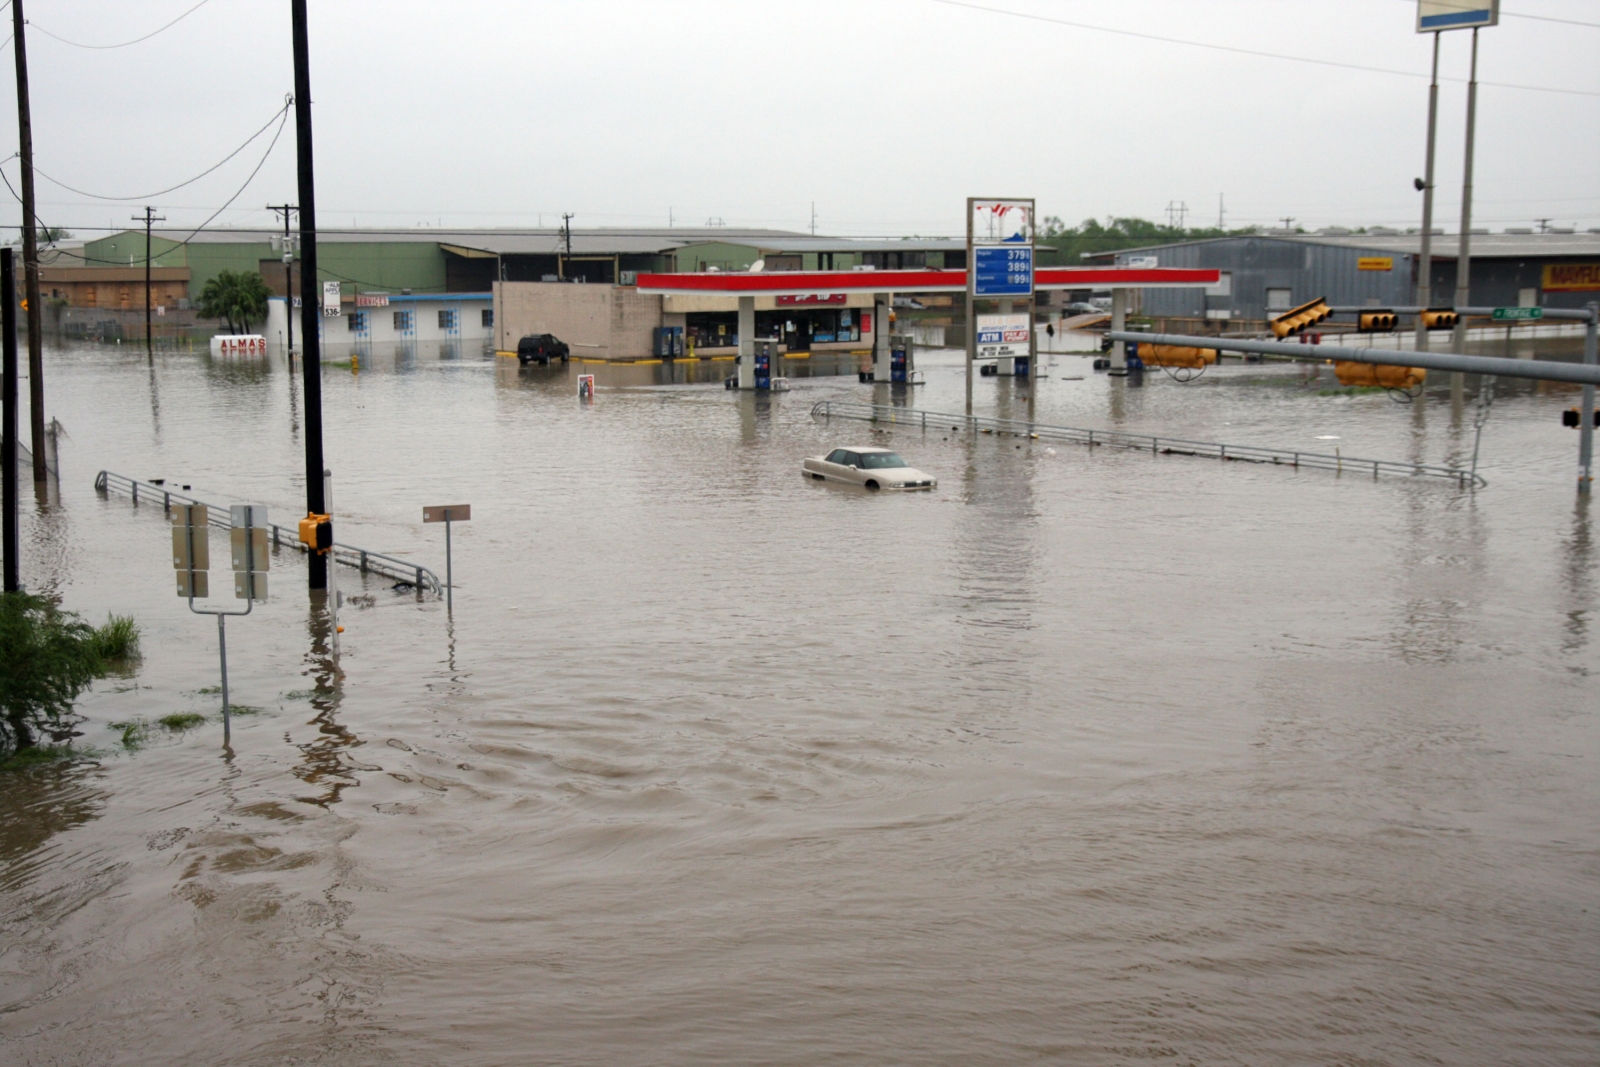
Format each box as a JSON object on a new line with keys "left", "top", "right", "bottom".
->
{"left": 890, "top": 333, "right": 913, "bottom": 383}
{"left": 753, "top": 338, "right": 777, "bottom": 390}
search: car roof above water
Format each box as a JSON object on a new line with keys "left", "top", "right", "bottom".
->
{"left": 839, "top": 446, "right": 895, "bottom": 454}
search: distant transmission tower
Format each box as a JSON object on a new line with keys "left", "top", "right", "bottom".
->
{"left": 1165, "top": 200, "right": 1189, "bottom": 230}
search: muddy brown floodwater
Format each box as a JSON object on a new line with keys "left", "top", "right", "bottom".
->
{"left": 2, "top": 340, "right": 1596, "bottom": 1066}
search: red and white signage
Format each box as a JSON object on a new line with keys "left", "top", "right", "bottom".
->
{"left": 355, "top": 293, "right": 390, "bottom": 307}
{"left": 776, "top": 294, "right": 846, "bottom": 306}
{"left": 635, "top": 266, "right": 1218, "bottom": 296}
{"left": 210, "top": 334, "right": 267, "bottom": 355}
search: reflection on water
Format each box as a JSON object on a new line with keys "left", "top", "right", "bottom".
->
{"left": 2, "top": 338, "right": 1597, "bottom": 1065}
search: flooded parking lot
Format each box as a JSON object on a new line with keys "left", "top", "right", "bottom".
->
{"left": 2, "top": 340, "right": 1596, "bottom": 1065}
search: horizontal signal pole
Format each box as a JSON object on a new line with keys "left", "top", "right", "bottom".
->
{"left": 1106, "top": 331, "right": 1600, "bottom": 387}
{"left": 1327, "top": 306, "right": 1597, "bottom": 322}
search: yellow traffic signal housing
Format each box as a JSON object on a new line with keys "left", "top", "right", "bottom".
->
{"left": 1357, "top": 311, "right": 1398, "bottom": 332}
{"left": 1140, "top": 344, "right": 1217, "bottom": 369}
{"left": 298, "top": 512, "right": 333, "bottom": 553}
{"left": 1335, "top": 361, "right": 1427, "bottom": 389}
{"left": 1419, "top": 308, "right": 1458, "bottom": 330}
{"left": 1270, "top": 297, "right": 1332, "bottom": 339}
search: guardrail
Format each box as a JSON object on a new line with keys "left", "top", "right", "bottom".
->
{"left": 94, "top": 470, "right": 444, "bottom": 594}
{"left": 809, "top": 401, "right": 1486, "bottom": 488}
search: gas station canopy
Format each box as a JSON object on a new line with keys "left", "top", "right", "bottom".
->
{"left": 633, "top": 266, "right": 1219, "bottom": 297}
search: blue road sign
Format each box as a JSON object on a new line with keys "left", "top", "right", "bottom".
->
{"left": 973, "top": 245, "right": 1033, "bottom": 296}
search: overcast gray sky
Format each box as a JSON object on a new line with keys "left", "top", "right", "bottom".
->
{"left": 2, "top": 0, "right": 1596, "bottom": 239}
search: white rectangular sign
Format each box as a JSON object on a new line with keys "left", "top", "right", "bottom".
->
{"left": 1123, "top": 255, "right": 1159, "bottom": 269}
{"left": 1417, "top": 1, "right": 1498, "bottom": 32}
{"left": 322, "top": 280, "right": 341, "bottom": 316}
{"left": 976, "top": 313, "right": 1030, "bottom": 359}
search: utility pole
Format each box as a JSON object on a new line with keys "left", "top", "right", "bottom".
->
{"left": 560, "top": 213, "right": 573, "bottom": 281}
{"left": 1449, "top": 26, "right": 1482, "bottom": 404}
{"left": 267, "top": 204, "right": 297, "bottom": 356}
{"left": 810, "top": 201, "right": 817, "bottom": 236}
{"left": 1279, "top": 217, "right": 1296, "bottom": 232}
{"left": 10, "top": 0, "right": 44, "bottom": 483}
{"left": 1535, "top": 218, "right": 1551, "bottom": 234}
{"left": 1415, "top": 30, "right": 1441, "bottom": 354}
{"left": 1217, "top": 193, "right": 1225, "bottom": 230}
{"left": 134, "top": 206, "right": 166, "bottom": 364}
{"left": 3, "top": 249, "right": 18, "bottom": 593}
{"left": 292, "top": 0, "right": 328, "bottom": 591}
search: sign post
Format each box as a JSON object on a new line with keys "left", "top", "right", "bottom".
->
{"left": 423, "top": 504, "right": 471, "bottom": 612}
{"left": 175, "top": 503, "right": 266, "bottom": 744}
{"left": 965, "top": 198, "right": 1035, "bottom": 420}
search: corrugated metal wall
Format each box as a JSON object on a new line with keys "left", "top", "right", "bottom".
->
{"left": 1112, "top": 238, "right": 1415, "bottom": 321}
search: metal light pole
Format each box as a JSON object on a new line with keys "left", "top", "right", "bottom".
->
{"left": 1581, "top": 301, "right": 1598, "bottom": 494}
{"left": 1449, "top": 25, "right": 1481, "bottom": 405}
{"left": 1415, "top": 31, "right": 1441, "bottom": 353}
{"left": 291, "top": 0, "right": 328, "bottom": 590}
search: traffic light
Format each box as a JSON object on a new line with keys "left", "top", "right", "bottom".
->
{"left": 1271, "top": 297, "right": 1331, "bottom": 339}
{"left": 1563, "top": 408, "right": 1599, "bottom": 428}
{"left": 1357, "top": 310, "right": 1398, "bottom": 332}
{"left": 1419, "top": 308, "right": 1458, "bottom": 331}
{"left": 298, "top": 512, "right": 333, "bottom": 553}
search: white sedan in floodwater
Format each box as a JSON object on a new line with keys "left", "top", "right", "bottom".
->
{"left": 802, "top": 446, "right": 937, "bottom": 490}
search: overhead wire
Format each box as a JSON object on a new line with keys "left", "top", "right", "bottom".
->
{"left": 25, "top": 0, "right": 216, "bottom": 50}
{"left": 926, "top": 0, "right": 1600, "bottom": 98}
{"left": 26, "top": 97, "right": 293, "bottom": 201}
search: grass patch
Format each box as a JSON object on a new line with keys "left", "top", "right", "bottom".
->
{"left": 90, "top": 614, "right": 141, "bottom": 663}
{"left": 0, "top": 745, "right": 73, "bottom": 771}
{"left": 3, "top": 593, "right": 143, "bottom": 755}
{"left": 282, "top": 690, "right": 315, "bottom": 701}
{"left": 108, "top": 718, "right": 150, "bottom": 750}
{"left": 158, "top": 712, "right": 207, "bottom": 731}
{"left": 196, "top": 685, "right": 222, "bottom": 695}
{"left": 227, "top": 704, "right": 265, "bottom": 716}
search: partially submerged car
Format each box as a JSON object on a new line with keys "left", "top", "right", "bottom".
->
{"left": 517, "top": 333, "right": 570, "bottom": 365}
{"left": 802, "top": 447, "right": 937, "bottom": 490}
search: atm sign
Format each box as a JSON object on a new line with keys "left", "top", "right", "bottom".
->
{"left": 1357, "top": 257, "right": 1394, "bottom": 272}
{"left": 1542, "top": 263, "right": 1600, "bottom": 292}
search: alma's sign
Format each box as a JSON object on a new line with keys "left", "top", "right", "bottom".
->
{"left": 1357, "top": 257, "right": 1394, "bottom": 271}
{"left": 776, "top": 294, "right": 846, "bottom": 306}
{"left": 1542, "top": 263, "right": 1600, "bottom": 292}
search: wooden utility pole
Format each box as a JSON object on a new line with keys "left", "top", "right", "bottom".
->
{"left": 3, "top": 249, "right": 18, "bottom": 592}
{"left": 267, "top": 204, "right": 297, "bottom": 356}
{"left": 10, "top": 0, "right": 45, "bottom": 482}
{"left": 291, "top": 0, "right": 328, "bottom": 590}
{"left": 135, "top": 206, "right": 166, "bottom": 363}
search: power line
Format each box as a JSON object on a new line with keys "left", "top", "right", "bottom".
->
{"left": 25, "top": 0, "right": 216, "bottom": 50}
{"left": 926, "top": 0, "right": 1600, "bottom": 98}
{"left": 19, "top": 97, "right": 291, "bottom": 202}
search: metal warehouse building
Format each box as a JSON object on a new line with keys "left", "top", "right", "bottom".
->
{"left": 1083, "top": 232, "right": 1600, "bottom": 323}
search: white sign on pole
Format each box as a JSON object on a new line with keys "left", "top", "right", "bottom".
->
{"left": 1417, "top": 0, "right": 1498, "bottom": 32}
{"left": 976, "top": 313, "right": 1031, "bottom": 360}
{"left": 322, "top": 280, "right": 341, "bottom": 317}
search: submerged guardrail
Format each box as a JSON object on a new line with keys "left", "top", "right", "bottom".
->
{"left": 94, "top": 470, "right": 445, "bottom": 594}
{"left": 810, "top": 401, "right": 1487, "bottom": 489}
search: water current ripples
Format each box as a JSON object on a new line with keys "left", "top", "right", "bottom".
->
{"left": 0, "top": 341, "right": 1595, "bottom": 1065}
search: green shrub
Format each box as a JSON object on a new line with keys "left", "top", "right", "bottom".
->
{"left": 158, "top": 712, "right": 206, "bottom": 731}
{"left": 0, "top": 593, "right": 142, "bottom": 755}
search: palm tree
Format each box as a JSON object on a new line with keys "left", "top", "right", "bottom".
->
{"left": 198, "top": 269, "right": 272, "bottom": 334}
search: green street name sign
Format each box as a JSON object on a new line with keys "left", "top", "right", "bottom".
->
{"left": 1492, "top": 306, "right": 1543, "bottom": 321}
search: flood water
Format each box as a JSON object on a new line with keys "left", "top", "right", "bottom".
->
{"left": 2, "top": 339, "right": 1596, "bottom": 1065}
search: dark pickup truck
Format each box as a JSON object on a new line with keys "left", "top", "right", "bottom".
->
{"left": 517, "top": 333, "right": 570, "bottom": 365}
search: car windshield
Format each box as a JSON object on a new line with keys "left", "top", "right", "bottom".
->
{"left": 860, "top": 452, "right": 908, "bottom": 470}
